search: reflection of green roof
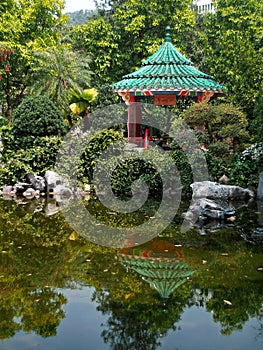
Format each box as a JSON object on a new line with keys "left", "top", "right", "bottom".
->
{"left": 112, "top": 27, "right": 226, "bottom": 95}
{"left": 119, "top": 255, "right": 196, "bottom": 298}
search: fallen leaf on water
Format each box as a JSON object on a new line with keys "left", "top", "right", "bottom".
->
{"left": 68, "top": 232, "right": 79, "bottom": 241}
{"left": 224, "top": 300, "right": 232, "bottom": 306}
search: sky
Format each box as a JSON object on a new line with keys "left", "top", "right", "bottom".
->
{"left": 64, "top": 0, "right": 96, "bottom": 12}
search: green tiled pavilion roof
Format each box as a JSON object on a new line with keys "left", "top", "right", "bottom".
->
{"left": 119, "top": 254, "right": 196, "bottom": 298}
{"left": 112, "top": 27, "right": 226, "bottom": 94}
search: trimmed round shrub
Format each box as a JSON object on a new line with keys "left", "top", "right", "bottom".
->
{"left": 10, "top": 96, "right": 67, "bottom": 150}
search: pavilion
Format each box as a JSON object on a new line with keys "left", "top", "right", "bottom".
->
{"left": 112, "top": 26, "right": 226, "bottom": 141}
{"left": 118, "top": 239, "right": 196, "bottom": 298}
{"left": 118, "top": 254, "right": 196, "bottom": 298}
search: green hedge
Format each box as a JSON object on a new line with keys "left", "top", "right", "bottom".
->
{"left": 0, "top": 136, "right": 63, "bottom": 187}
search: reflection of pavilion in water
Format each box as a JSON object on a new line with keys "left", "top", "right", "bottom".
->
{"left": 118, "top": 238, "right": 196, "bottom": 298}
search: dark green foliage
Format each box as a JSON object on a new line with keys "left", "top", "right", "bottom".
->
{"left": 250, "top": 95, "right": 263, "bottom": 143}
{"left": 77, "top": 129, "right": 125, "bottom": 184}
{"left": 92, "top": 84, "right": 122, "bottom": 110}
{"left": 77, "top": 132, "right": 183, "bottom": 197}
{"left": 170, "top": 145, "right": 193, "bottom": 196}
{"left": 0, "top": 96, "right": 66, "bottom": 186}
{"left": 10, "top": 96, "right": 67, "bottom": 150}
{"left": 181, "top": 101, "right": 249, "bottom": 153}
{"left": 229, "top": 143, "right": 263, "bottom": 190}
{"left": 0, "top": 136, "right": 63, "bottom": 186}
{"left": 98, "top": 151, "right": 164, "bottom": 197}
{"left": 205, "top": 151, "right": 230, "bottom": 182}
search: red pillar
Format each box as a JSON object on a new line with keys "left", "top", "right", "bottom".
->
{"left": 127, "top": 96, "right": 142, "bottom": 142}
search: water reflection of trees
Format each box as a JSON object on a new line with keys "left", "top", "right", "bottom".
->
{"left": 0, "top": 242, "right": 68, "bottom": 339}
{"left": 93, "top": 288, "right": 191, "bottom": 350}
{"left": 0, "top": 198, "right": 263, "bottom": 343}
{"left": 0, "top": 286, "right": 66, "bottom": 339}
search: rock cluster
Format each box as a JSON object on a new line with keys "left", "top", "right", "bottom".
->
{"left": 0, "top": 171, "right": 73, "bottom": 200}
{"left": 183, "top": 181, "right": 255, "bottom": 231}
{"left": 182, "top": 198, "right": 236, "bottom": 230}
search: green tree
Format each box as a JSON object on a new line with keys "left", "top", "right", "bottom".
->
{"left": 71, "top": 0, "right": 196, "bottom": 86}
{"left": 70, "top": 17, "right": 120, "bottom": 85}
{"left": 181, "top": 101, "right": 249, "bottom": 153}
{"left": 0, "top": 0, "right": 67, "bottom": 119}
{"left": 29, "top": 46, "right": 92, "bottom": 118}
{"left": 202, "top": 0, "right": 263, "bottom": 115}
{"left": 251, "top": 94, "right": 263, "bottom": 143}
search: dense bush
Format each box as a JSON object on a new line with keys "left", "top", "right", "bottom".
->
{"left": 92, "top": 144, "right": 193, "bottom": 197}
{"left": 229, "top": 143, "right": 263, "bottom": 190}
{"left": 0, "top": 136, "right": 63, "bottom": 187}
{"left": 9, "top": 96, "right": 67, "bottom": 150}
{"left": 97, "top": 148, "right": 174, "bottom": 197}
{"left": 181, "top": 101, "right": 249, "bottom": 154}
{"left": 204, "top": 150, "right": 233, "bottom": 183}
{"left": 250, "top": 95, "right": 263, "bottom": 143}
{"left": 170, "top": 146, "right": 193, "bottom": 196}
{"left": 74, "top": 130, "right": 186, "bottom": 197}
{"left": 77, "top": 129, "right": 125, "bottom": 184}
{"left": 0, "top": 96, "right": 67, "bottom": 186}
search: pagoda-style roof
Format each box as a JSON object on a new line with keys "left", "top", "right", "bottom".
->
{"left": 112, "top": 27, "right": 226, "bottom": 98}
{"left": 118, "top": 254, "right": 196, "bottom": 298}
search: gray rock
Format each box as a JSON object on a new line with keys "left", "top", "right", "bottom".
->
{"left": 26, "top": 173, "right": 46, "bottom": 192}
{"left": 44, "top": 170, "right": 63, "bottom": 195}
{"left": 22, "top": 188, "right": 37, "bottom": 199}
{"left": 218, "top": 174, "right": 229, "bottom": 184}
{"left": 54, "top": 185, "right": 73, "bottom": 198}
{"left": 191, "top": 181, "right": 254, "bottom": 200}
{"left": 257, "top": 172, "right": 263, "bottom": 199}
{"left": 2, "top": 185, "right": 13, "bottom": 194}
{"left": 14, "top": 182, "right": 31, "bottom": 194}
{"left": 250, "top": 227, "right": 263, "bottom": 244}
{"left": 182, "top": 198, "right": 236, "bottom": 229}
{"left": 45, "top": 198, "right": 60, "bottom": 216}
{"left": 257, "top": 200, "right": 263, "bottom": 226}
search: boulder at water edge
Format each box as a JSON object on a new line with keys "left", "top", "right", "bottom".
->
{"left": 191, "top": 181, "right": 254, "bottom": 200}
{"left": 257, "top": 172, "right": 263, "bottom": 199}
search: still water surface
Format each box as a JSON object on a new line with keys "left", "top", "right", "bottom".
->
{"left": 0, "top": 197, "right": 262, "bottom": 350}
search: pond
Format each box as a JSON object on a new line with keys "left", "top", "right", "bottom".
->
{"left": 0, "top": 196, "right": 263, "bottom": 350}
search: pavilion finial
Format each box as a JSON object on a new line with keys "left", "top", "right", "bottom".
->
{"left": 165, "top": 26, "right": 172, "bottom": 42}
